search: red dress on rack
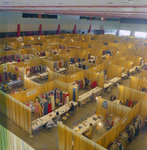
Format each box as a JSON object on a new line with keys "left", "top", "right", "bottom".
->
{"left": 48, "top": 103, "right": 52, "bottom": 113}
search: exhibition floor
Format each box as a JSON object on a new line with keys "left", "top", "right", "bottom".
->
{"left": 0, "top": 72, "right": 146, "bottom": 150}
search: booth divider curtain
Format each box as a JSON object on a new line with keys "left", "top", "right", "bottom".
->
{"left": 130, "top": 76, "right": 147, "bottom": 90}
{"left": 48, "top": 70, "right": 65, "bottom": 82}
{"left": 118, "top": 85, "right": 147, "bottom": 105}
{"left": 96, "top": 98, "right": 131, "bottom": 120}
{"left": 96, "top": 101, "right": 142, "bottom": 148}
{"left": 141, "top": 70, "right": 147, "bottom": 79}
{"left": 58, "top": 122, "right": 107, "bottom": 150}
{"left": 0, "top": 91, "right": 32, "bottom": 135}
{"left": 0, "top": 125, "right": 34, "bottom": 150}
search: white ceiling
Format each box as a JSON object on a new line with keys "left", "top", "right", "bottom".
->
{"left": 0, "top": 0, "right": 147, "bottom": 18}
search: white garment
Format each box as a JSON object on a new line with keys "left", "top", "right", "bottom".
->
{"left": 51, "top": 95, "right": 55, "bottom": 110}
{"left": 66, "top": 95, "right": 69, "bottom": 103}
{"left": 61, "top": 60, "right": 64, "bottom": 66}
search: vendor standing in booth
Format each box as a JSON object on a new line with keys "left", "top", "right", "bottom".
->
{"left": 90, "top": 93, "right": 96, "bottom": 101}
{"left": 68, "top": 103, "right": 75, "bottom": 113}
{"left": 127, "top": 71, "right": 130, "bottom": 77}
{"left": 110, "top": 94, "right": 116, "bottom": 101}
{"left": 84, "top": 123, "right": 94, "bottom": 139}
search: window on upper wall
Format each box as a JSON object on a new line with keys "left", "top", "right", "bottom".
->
{"left": 105, "top": 30, "right": 117, "bottom": 35}
{"left": 135, "top": 31, "right": 147, "bottom": 39}
{"left": 119, "top": 30, "right": 130, "bottom": 36}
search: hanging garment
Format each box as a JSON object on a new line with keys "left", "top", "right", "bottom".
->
{"left": 102, "top": 101, "right": 108, "bottom": 109}
{"left": 50, "top": 95, "right": 55, "bottom": 110}
{"left": 54, "top": 62, "right": 57, "bottom": 69}
{"left": 43, "top": 101, "right": 48, "bottom": 115}
{"left": 59, "top": 61, "right": 61, "bottom": 68}
{"left": 34, "top": 101, "right": 40, "bottom": 114}
{"left": 83, "top": 65, "right": 86, "bottom": 70}
{"left": 66, "top": 92, "right": 69, "bottom": 103}
{"left": 48, "top": 103, "right": 52, "bottom": 113}
{"left": 79, "top": 64, "right": 82, "bottom": 68}
{"left": 65, "top": 61, "right": 68, "bottom": 68}
{"left": 73, "top": 87, "right": 76, "bottom": 102}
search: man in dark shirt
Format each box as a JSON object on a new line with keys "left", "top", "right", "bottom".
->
{"left": 110, "top": 94, "right": 116, "bottom": 101}
{"left": 68, "top": 103, "right": 75, "bottom": 112}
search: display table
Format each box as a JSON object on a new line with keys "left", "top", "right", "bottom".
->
{"left": 113, "top": 99, "right": 123, "bottom": 104}
{"left": 88, "top": 58, "right": 95, "bottom": 62}
{"left": 78, "top": 87, "right": 102, "bottom": 106}
{"left": 29, "top": 72, "right": 48, "bottom": 80}
{"left": 29, "top": 75, "right": 39, "bottom": 80}
{"left": 39, "top": 72, "right": 48, "bottom": 79}
{"left": 122, "top": 72, "right": 127, "bottom": 78}
{"left": 102, "top": 55, "right": 107, "bottom": 59}
{"left": 109, "top": 77, "right": 121, "bottom": 83}
{"left": 7, "top": 80, "right": 23, "bottom": 87}
{"left": 104, "top": 81, "right": 113, "bottom": 89}
{"left": 73, "top": 114, "right": 103, "bottom": 134}
{"left": 129, "top": 66, "right": 141, "bottom": 74}
{"left": 56, "top": 68, "right": 66, "bottom": 73}
{"left": 32, "top": 101, "right": 78, "bottom": 131}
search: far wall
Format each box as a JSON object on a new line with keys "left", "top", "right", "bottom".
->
{"left": 0, "top": 11, "right": 147, "bottom": 34}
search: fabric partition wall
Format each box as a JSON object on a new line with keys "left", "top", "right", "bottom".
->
{"left": 57, "top": 76, "right": 67, "bottom": 83}
{"left": 24, "top": 78, "right": 41, "bottom": 89}
{"left": 0, "top": 91, "right": 32, "bottom": 134}
{"left": 13, "top": 61, "right": 31, "bottom": 68}
{"left": 141, "top": 70, "right": 147, "bottom": 79}
{"left": 84, "top": 70, "right": 99, "bottom": 82}
{"left": 27, "top": 48, "right": 38, "bottom": 57}
{"left": 58, "top": 121, "right": 73, "bottom": 150}
{"left": 99, "top": 73, "right": 104, "bottom": 88}
{"left": 118, "top": 85, "right": 147, "bottom": 105}
{"left": 12, "top": 81, "right": 55, "bottom": 103}
{"left": 95, "top": 58, "right": 107, "bottom": 65}
{"left": 140, "top": 100, "right": 147, "bottom": 124}
{"left": 30, "top": 58, "right": 41, "bottom": 67}
{"left": 66, "top": 71, "right": 85, "bottom": 83}
{"left": 115, "top": 101, "right": 141, "bottom": 139}
{"left": 105, "top": 56, "right": 116, "bottom": 61}
{"left": 14, "top": 58, "right": 41, "bottom": 68}
{"left": 0, "top": 125, "right": 35, "bottom": 150}
{"left": 58, "top": 122, "right": 108, "bottom": 150}
{"left": 130, "top": 76, "right": 147, "bottom": 90}
{"left": 87, "top": 64, "right": 105, "bottom": 73}
{"left": 96, "top": 101, "right": 141, "bottom": 148}
{"left": 93, "top": 49, "right": 103, "bottom": 58}
{"left": 127, "top": 55, "right": 142, "bottom": 66}
{"left": 96, "top": 98, "right": 131, "bottom": 121}
{"left": 48, "top": 70, "right": 65, "bottom": 81}
{"left": 41, "top": 59, "right": 54, "bottom": 71}
{"left": 0, "top": 64, "right": 9, "bottom": 73}
{"left": 96, "top": 124, "right": 118, "bottom": 148}
{"left": 111, "top": 59, "right": 133, "bottom": 71}
{"left": 105, "top": 64, "right": 122, "bottom": 79}
{"left": 68, "top": 66, "right": 83, "bottom": 74}
{"left": 120, "top": 55, "right": 141, "bottom": 66}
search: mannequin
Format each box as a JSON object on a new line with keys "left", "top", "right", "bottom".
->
{"left": 34, "top": 99, "right": 40, "bottom": 117}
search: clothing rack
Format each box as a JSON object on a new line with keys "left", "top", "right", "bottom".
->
{"left": 126, "top": 98, "right": 138, "bottom": 108}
